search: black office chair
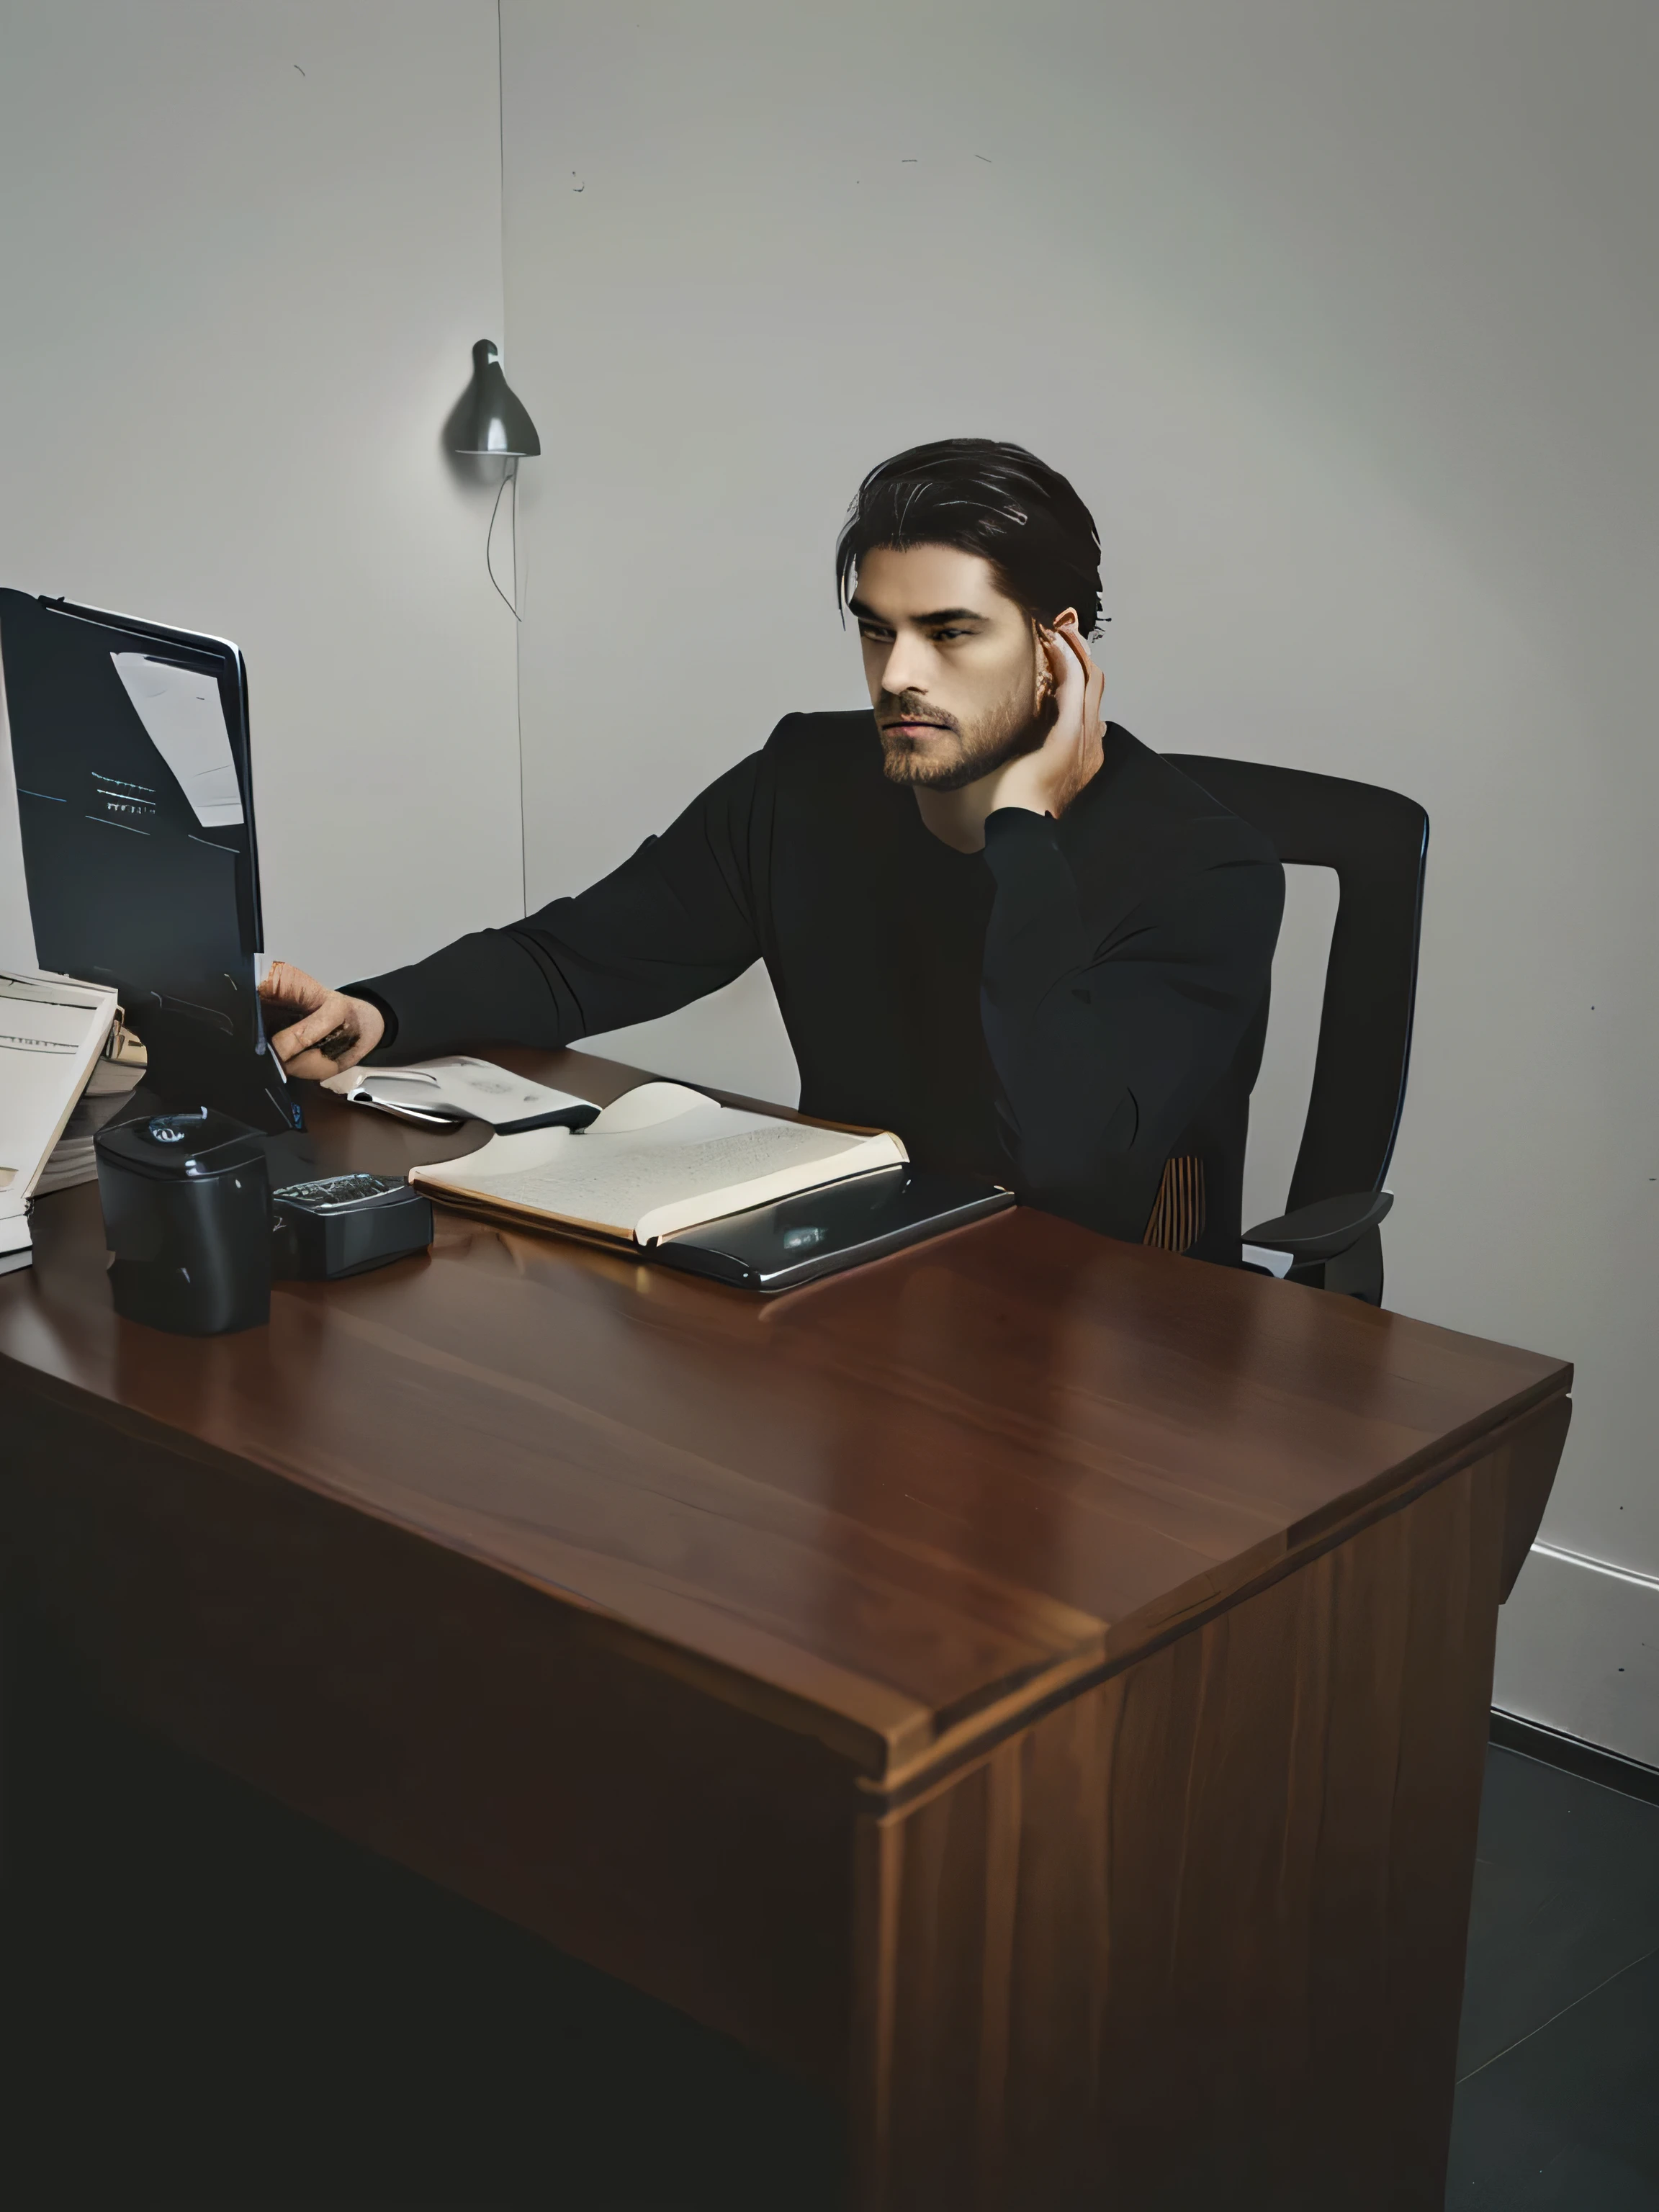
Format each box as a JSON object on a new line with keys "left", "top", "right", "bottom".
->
{"left": 1164, "top": 755, "right": 1429, "bottom": 1305}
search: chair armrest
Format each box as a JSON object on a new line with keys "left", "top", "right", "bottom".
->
{"left": 1243, "top": 1189, "right": 1393, "bottom": 1262}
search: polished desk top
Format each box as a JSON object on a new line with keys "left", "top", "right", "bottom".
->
{"left": 0, "top": 1048, "right": 1570, "bottom": 1790}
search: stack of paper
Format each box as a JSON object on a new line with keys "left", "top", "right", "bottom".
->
{"left": 31, "top": 1056, "right": 147, "bottom": 1195}
{"left": 0, "top": 968, "right": 119, "bottom": 1273}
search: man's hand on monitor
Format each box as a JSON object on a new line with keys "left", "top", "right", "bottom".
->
{"left": 259, "top": 961, "right": 385, "bottom": 1079}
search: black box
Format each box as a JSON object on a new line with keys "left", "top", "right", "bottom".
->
{"left": 270, "top": 1172, "right": 433, "bottom": 1281}
{"left": 96, "top": 1108, "right": 271, "bottom": 1334}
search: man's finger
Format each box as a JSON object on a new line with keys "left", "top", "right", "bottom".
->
{"left": 266, "top": 1020, "right": 313, "bottom": 1065}
{"left": 284, "top": 1030, "right": 374, "bottom": 1081}
{"left": 1056, "top": 621, "right": 1105, "bottom": 738}
{"left": 1045, "top": 629, "right": 1089, "bottom": 744}
{"left": 1040, "top": 626, "right": 1079, "bottom": 694}
{"left": 281, "top": 1046, "right": 348, "bottom": 1081}
{"left": 289, "top": 1007, "right": 338, "bottom": 1048}
{"left": 1055, "top": 618, "right": 1094, "bottom": 678}
{"left": 269, "top": 1003, "right": 345, "bottom": 1059}
{"left": 258, "top": 961, "right": 329, "bottom": 1018}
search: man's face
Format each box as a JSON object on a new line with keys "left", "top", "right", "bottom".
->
{"left": 851, "top": 544, "right": 1052, "bottom": 791}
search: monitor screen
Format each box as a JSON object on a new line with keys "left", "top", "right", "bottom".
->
{"left": 1, "top": 589, "right": 263, "bottom": 1046}
{"left": 1, "top": 590, "right": 300, "bottom": 1131}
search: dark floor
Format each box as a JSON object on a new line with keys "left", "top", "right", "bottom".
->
{"left": 2, "top": 1671, "right": 1656, "bottom": 2208}
{"left": 1448, "top": 1745, "right": 1659, "bottom": 2209}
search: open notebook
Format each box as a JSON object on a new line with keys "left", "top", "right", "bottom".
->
{"left": 409, "top": 1082, "right": 908, "bottom": 1249}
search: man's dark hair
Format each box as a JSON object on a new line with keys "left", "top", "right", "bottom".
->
{"left": 835, "top": 437, "right": 1103, "bottom": 637}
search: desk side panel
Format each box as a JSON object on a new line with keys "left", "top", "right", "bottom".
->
{"left": 851, "top": 1415, "right": 1534, "bottom": 2212}
{"left": 0, "top": 1377, "right": 857, "bottom": 2085}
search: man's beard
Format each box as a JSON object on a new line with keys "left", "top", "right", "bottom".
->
{"left": 877, "top": 685, "right": 1057, "bottom": 792}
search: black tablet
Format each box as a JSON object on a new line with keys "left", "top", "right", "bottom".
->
{"left": 652, "top": 1164, "right": 1014, "bottom": 1294}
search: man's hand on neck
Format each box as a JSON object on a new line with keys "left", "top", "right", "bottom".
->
{"left": 914, "top": 619, "right": 1107, "bottom": 854}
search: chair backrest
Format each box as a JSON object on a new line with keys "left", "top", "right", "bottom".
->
{"left": 1164, "top": 755, "right": 1429, "bottom": 1211}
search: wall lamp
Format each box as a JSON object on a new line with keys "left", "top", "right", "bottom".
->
{"left": 448, "top": 339, "right": 539, "bottom": 618}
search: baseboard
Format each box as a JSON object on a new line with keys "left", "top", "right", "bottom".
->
{"left": 1490, "top": 1708, "right": 1659, "bottom": 1809}
{"left": 1494, "top": 1542, "right": 1659, "bottom": 1768}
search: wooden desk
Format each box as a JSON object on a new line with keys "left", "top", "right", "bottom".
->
{"left": 0, "top": 1051, "right": 1569, "bottom": 2211}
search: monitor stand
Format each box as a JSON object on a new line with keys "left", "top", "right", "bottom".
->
{"left": 128, "top": 1004, "right": 306, "bottom": 1138}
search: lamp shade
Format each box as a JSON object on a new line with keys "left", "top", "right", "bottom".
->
{"left": 447, "top": 338, "right": 540, "bottom": 457}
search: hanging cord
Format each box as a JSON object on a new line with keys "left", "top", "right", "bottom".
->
{"left": 486, "top": 457, "right": 521, "bottom": 620}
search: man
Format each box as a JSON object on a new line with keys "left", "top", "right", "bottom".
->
{"left": 264, "top": 439, "right": 1284, "bottom": 1264}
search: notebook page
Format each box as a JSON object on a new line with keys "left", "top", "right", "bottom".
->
{"left": 417, "top": 1102, "right": 900, "bottom": 1241}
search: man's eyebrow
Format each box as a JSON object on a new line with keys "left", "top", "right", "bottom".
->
{"left": 848, "top": 598, "right": 990, "bottom": 626}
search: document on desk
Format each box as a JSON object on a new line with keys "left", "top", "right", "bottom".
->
{"left": 0, "top": 968, "right": 118, "bottom": 1272}
{"left": 323, "top": 1056, "right": 599, "bottom": 1133}
{"left": 409, "top": 1080, "right": 907, "bottom": 1249}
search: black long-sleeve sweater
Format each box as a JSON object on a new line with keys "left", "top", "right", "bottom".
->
{"left": 350, "top": 714, "right": 1285, "bottom": 1264}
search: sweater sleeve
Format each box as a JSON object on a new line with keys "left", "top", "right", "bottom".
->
{"left": 979, "top": 807, "right": 1284, "bottom": 1239}
{"left": 346, "top": 752, "right": 765, "bottom": 1064}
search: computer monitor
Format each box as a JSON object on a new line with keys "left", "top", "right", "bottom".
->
{"left": 0, "top": 589, "right": 302, "bottom": 1133}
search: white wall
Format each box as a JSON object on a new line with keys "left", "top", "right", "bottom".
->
{"left": 0, "top": 0, "right": 521, "bottom": 987}
{"left": 500, "top": 0, "right": 1659, "bottom": 1756}
{"left": 1, "top": 1, "right": 1650, "bottom": 1760}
